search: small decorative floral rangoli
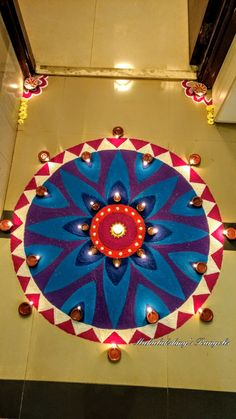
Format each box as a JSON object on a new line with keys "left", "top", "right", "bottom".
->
{"left": 23, "top": 75, "right": 48, "bottom": 99}
{"left": 181, "top": 80, "right": 212, "bottom": 105}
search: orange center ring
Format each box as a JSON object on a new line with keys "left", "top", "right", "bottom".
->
{"left": 90, "top": 204, "right": 146, "bottom": 258}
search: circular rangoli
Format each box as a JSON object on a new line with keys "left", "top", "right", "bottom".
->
{"left": 10, "top": 138, "right": 224, "bottom": 343}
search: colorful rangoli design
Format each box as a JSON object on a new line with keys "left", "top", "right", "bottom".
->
{"left": 10, "top": 138, "right": 224, "bottom": 343}
{"left": 181, "top": 80, "right": 212, "bottom": 105}
{"left": 23, "top": 75, "right": 48, "bottom": 99}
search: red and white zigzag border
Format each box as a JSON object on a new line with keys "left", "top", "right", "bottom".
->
{"left": 10, "top": 138, "right": 224, "bottom": 344}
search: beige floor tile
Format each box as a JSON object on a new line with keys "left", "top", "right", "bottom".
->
{"left": 18, "top": 0, "right": 97, "bottom": 67}
{"left": 0, "top": 154, "right": 13, "bottom": 212}
{"left": 0, "top": 240, "right": 32, "bottom": 379}
{"left": 5, "top": 130, "right": 59, "bottom": 210}
{"left": 0, "top": 113, "right": 18, "bottom": 162}
{"left": 167, "top": 252, "right": 236, "bottom": 391}
{"left": 25, "top": 313, "right": 168, "bottom": 387}
{"left": 58, "top": 77, "right": 170, "bottom": 142}
{"left": 91, "top": 0, "right": 190, "bottom": 70}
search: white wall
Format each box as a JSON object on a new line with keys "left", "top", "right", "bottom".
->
{"left": 0, "top": 16, "right": 23, "bottom": 215}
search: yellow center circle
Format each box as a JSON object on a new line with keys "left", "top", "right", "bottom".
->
{"left": 110, "top": 222, "right": 127, "bottom": 238}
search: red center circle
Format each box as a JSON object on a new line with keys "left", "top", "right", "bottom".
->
{"left": 90, "top": 205, "right": 146, "bottom": 258}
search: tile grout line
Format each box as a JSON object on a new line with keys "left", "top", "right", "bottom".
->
{"left": 89, "top": 0, "right": 98, "bottom": 67}
{"left": 1, "top": 99, "right": 21, "bottom": 218}
{"left": 18, "top": 312, "right": 35, "bottom": 419}
{"left": 166, "top": 344, "right": 169, "bottom": 419}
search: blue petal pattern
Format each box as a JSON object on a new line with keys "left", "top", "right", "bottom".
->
{"left": 61, "top": 282, "right": 96, "bottom": 324}
{"left": 63, "top": 217, "right": 91, "bottom": 238}
{"left": 25, "top": 148, "right": 210, "bottom": 330}
{"left": 135, "top": 153, "right": 163, "bottom": 182}
{"left": 27, "top": 216, "right": 91, "bottom": 241}
{"left": 105, "top": 151, "right": 130, "bottom": 202}
{"left": 170, "top": 190, "right": 205, "bottom": 216}
{"left": 74, "top": 152, "right": 101, "bottom": 183}
{"left": 131, "top": 195, "right": 156, "bottom": 219}
{"left": 61, "top": 170, "right": 105, "bottom": 215}
{"left": 145, "top": 222, "right": 171, "bottom": 243}
{"left": 133, "top": 176, "right": 178, "bottom": 218}
{"left": 131, "top": 244, "right": 157, "bottom": 270}
{"left": 131, "top": 247, "right": 185, "bottom": 299}
{"left": 135, "top": 284, "right": 169, "bottom": 326}
{"left": 103, "top": 260, "right": 131, "bottom": 328}
{"left": 25, "top": 244, "right": 63, "bottom": 275}
{"left": 44, "top": 245, "right": 103, "bottom": 293}
{"left": 33, "top": 180, "right": 69, "bottom": 208}
{"left": 168, "top": 251, "right": 208, "bottom": 283}
{"left": 105, "top": 257, "right": 129, "bottom": 285}
{"left": 76, "top": 241, "right": 104, "bottom": 265}
{"left": 107, "top": 181, "right": 129, "bottom": 205}
{"left": 145, "top": 220, "right": 208, "bottom": 244}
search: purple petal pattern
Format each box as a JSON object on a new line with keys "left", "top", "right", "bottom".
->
{"left": 11, "top": 139, "right": 224, "bottom": 343}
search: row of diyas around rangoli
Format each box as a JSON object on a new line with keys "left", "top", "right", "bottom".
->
{"left": 38, "top": 148, "right": 202, "bottom": 167}
{"left": 2, "top": 138, "right": 227, "bottom": 362}
{"left": 17, "top": 300, "right": 214, "bottom": 363}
